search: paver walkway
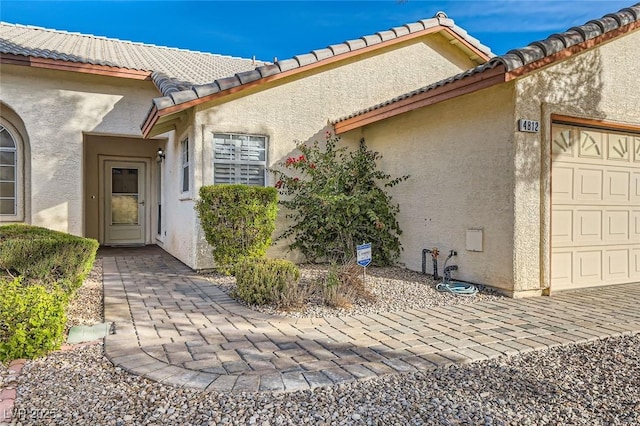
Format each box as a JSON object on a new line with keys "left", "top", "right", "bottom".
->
{"left": 103, "top": 250, "right": 640, "bottom": 393}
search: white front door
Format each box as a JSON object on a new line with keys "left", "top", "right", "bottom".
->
{"left": 105, "top": 161, "right": 146, "bottom": 245}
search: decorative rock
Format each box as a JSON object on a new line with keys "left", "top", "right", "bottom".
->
{"left": 9, "top": 335, "right": 640, "bottom": 424}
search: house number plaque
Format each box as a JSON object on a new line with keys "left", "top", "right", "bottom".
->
{"left": 518, "top": 119, "right": 540, "bottom": 133}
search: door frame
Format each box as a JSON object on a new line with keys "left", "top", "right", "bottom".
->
{"left": 98, "top": 155, "right": 152, "bottom": 245}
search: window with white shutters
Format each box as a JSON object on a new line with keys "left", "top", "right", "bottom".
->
{"left": 213, "top": 133, "right": 267, "bottom": 186}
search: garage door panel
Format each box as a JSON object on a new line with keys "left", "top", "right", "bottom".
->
{"left": 633, "top": 173, "right": 640, "bottom": 203}
{"left": 574, "top": 250, "right": 602, "bottom": 284}
{"left": 552, "top": 124, "right": 639, "bottom": 291}
{"left": 551, "top": 251, "right": 573, "bottom": 286}
{"left": 574, "top": 168, "right": 603, "bottom": 201}
{"left": 574, "top": 209, "right": 602, "bottom": 243}
{"left": 578, "top": 130, "right": 604, "bottom": 159}
{"left": 551, "top": 209, "right": 573, "bottom": 245}
{"left": 632, "top": 249, "right": 640, "bottom": 280}
{"left": 603, "top": 171, "right": 629, "bottom": 202}
{"left": 551, "top": 167, "right": 574, "bottom": 201}
{"left": 604, "top": 210, "right": 629, "bottom": 242}
{"left": 604, "top": 249, "right": 629, "bottom": 281}
{"left": 552, "top": 127, "right": 574, "bottom": 157}
{"left": 632, "top": 211, "right": 640, "bottom": 241}
{"left": 607, "top": 135, "right": 631, "bottom": 161}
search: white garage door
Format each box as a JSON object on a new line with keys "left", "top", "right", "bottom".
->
{"left": 551, "top": 124, "right": 640, "bottom": 291}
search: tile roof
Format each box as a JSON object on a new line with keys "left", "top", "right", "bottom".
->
{"left": 149, "top": 12, "right": 494, "bottom": 111}
{"left": 333, "top": 3, "right": 640, "bottom": 126}
{"left": 0, "top": 22, "right": 265, "bottom": 86}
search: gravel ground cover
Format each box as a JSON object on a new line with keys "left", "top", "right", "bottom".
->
{"left": 11, "top": 334, "right": 640, "bottom": 425}
{"left": 6, "top": 259, "right": 639, "bottom": 425}
{"left": 66, "top": 258, "right": 104, "bottom": 328}
{"left": 202, "top": 264, "right": 503, "bottom": 318}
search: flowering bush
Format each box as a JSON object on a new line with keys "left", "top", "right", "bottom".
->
{"left": 272, "top": 133, "right": 408, "bottom": 265}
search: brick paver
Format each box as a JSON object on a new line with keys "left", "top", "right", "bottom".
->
{"left": 102, "top": 250, "right": 640, "bottom": 393}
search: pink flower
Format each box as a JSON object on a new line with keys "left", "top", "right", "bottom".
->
{"left": 275, "top": 180, "right": 283, "bottom": 189}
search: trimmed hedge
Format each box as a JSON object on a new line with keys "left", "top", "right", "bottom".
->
{"left": 195, "top": 184, "right": 278, "bottom": 274}
{"left": 0, "top": 224, "right": 99, "bottom": 295}
{"left": 0, "top": 277, "right": 67, "bottom": 362}
{"left": 0, "top": 224, "right": 98, "bottom": 361}
{"left": 234, "top": 258, "right": 300, "bottom": 306}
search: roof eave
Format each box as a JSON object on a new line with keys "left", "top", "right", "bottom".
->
{"left": 335, "top": 18, "right": 640, "bottom": 134}
{"left": 141, "top": 24, "right": 491, "bottom": 138}
{"left": 506, "top": 19, "right": 640, "bottom": 79}
{"left": 0, "top": 53, "right": 152, "bottom": 80}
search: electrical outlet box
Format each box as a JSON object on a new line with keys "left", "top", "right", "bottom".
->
{"left": 466, "top": 229, "right": 483, "bottom": 252}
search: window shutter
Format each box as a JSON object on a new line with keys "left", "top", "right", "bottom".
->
{"left": 213, "top": 133, "right": 267, "bottom": 186}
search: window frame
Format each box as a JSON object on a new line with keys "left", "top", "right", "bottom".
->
{"left": 0, "top": 120, "right": 23, "bottom": 221}
{"left": 212, "top": 132, "right": 268, "bottom": 187}
{"left": 180, "top": 137, "right": 189, "bottom": 194}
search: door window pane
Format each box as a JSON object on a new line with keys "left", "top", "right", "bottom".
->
{"left": 112, "top": 168, "right": 138, "bottom": 193}
{"left": 111, "top": 168, "right": 139, "bottom": 225}
{"left": 111, "top": 195, "right": 139, "bottom": 224}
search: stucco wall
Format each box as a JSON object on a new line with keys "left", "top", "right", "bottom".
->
{"left": 343, "top": 84, "right": 517, "bottom": 290}
{"left": 158, "top": 119, "right": 199, "bottom": 268}
{"left": 0, "top": 65, "right": 160, "bottom": 235}
{"left": 189, "top": 32, "right": 481, "bottom": 269}
{"left": 513, "top": 30, "right": 640, "bottom": 293}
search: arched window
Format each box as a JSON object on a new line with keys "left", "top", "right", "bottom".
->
{"left": 0, "top": 115, "right": 25, "bottom": 222}
{"left": 0, "top": 124, "right": 18, "bottom": 216}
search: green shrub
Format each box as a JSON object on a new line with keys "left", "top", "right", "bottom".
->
{"left": 234, "top": 258, "right": 300, "bottom": 306}
{"left": 0, "top": 224, "right": 99, "bottom": 295}
{"left": 272, "top": 133, "right": 408, "bottom": 266}
{"left": 0, "top": 277, "right": 67, "bottom": 362}
{"left": 195, "top": 185, "right": 278, "bottom": 274}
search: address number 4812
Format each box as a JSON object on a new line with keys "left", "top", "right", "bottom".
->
{"left": 518, "top": 119, "right": 540, "bottom": 133}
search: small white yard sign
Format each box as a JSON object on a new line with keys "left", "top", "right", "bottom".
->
{"left": 356, "top": 243, "right": 372, "bottom": 267}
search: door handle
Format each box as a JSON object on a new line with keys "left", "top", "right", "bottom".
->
{"left": 139, "top": 200, "right": 145, "bottom": 206}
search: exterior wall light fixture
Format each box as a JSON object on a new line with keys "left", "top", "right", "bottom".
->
{"left": 156, "top": 147, "right": 166, "bottom": 162}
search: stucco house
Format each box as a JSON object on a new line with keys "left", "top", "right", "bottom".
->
{"left": 1, "top": 4, "right": 638, "bottom": 298}
{"left": 0, "top": 12, "right": 491, "bottom": 265}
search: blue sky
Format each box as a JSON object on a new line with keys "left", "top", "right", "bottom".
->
{"left": 1, "top": 1, "right": 634, "bottom": 60}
